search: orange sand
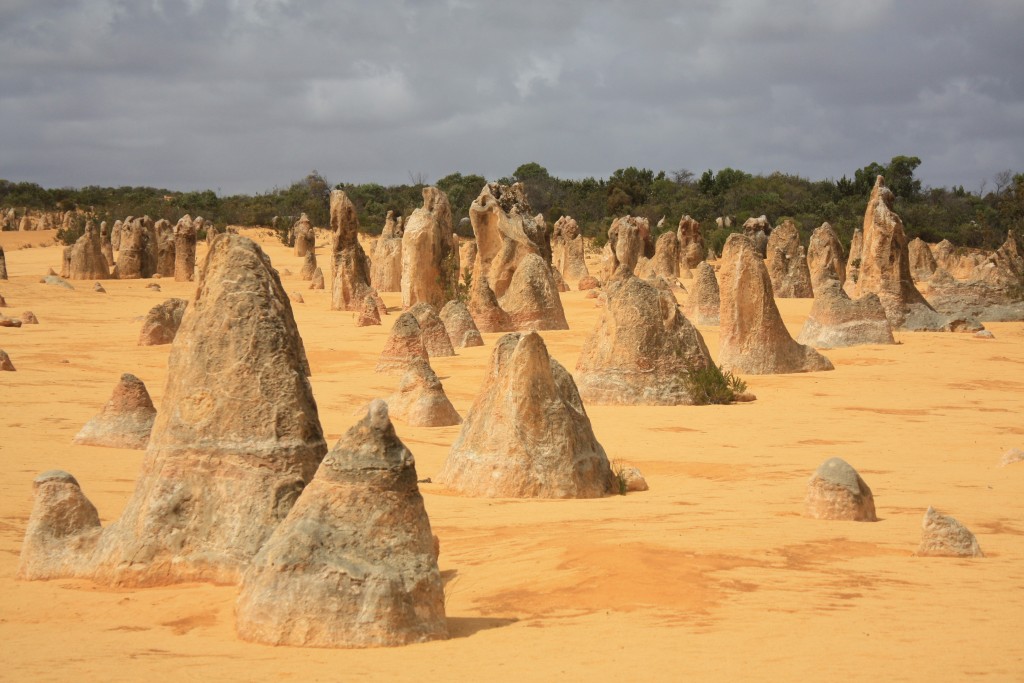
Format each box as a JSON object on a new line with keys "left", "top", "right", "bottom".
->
{"left": 1, "top": 229, "right": 1022, "bottom": 682}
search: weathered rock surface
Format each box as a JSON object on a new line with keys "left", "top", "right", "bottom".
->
{"left": 376, "top": 312, "right": 429, "bottom": 374}
{"left": 918, "top": 506, "right": 983, "bottom": 557}
{"left": 807, "top": 222, "right": 846, "bottom": 295}
{"left": 18, "top": 234, "right": 326, "bottom": 586}
{"left": 371, "top": 211, "right": 403, "bottom": 293}
{"left": 601, "top": 216, "right": 652, "bottom": 280}
{"left": 577, "top": 275, "right": 600, "bottom": 291}
{"left": 386, "top": 360, "right": 462, "bottom": 427}
{"left": 651, "top": 231, "right": 680, "bottom": 279}
{"left": 409, "top": 303, "right": 455, "bottom": 358}
{"left": 498, "top": 252, "right": 569, "bottom": 331}
{"left": 439, "top": 300, "right": 484, "bottom": 348}
{"left": 718, "top": 233, "right": 833, "bottom": 374}
{"left": 69, "top": 221, "right": 110, "bottom": 280}
{"left": 797, "top": 280, "right": 896, "bottom": 348}
{"left": 73, "top": 373, "right": 157, "bottom": 450}
{"left": 849, "top": 176, "right": 948, "bottom": 330}
{"left": 154, "top": 219, "right": 176, "bottom": 277}
{"left": 0, "top": 349, "right": 14, "bottom": 370}
{"left": 804, "top": 457, "right": 877, "bottom": 521}
{"left": 919, "top": 231, "right": 1024, "bottom": 322}
{"left": 299, "top": 248, "right": 317, "bottom": 281}
{"left": 684, "top": 262, "right": 721, "bottom": 325}
{"left": 551, "top": 216, "right": 589, "bottom": 282}
{"left": 138, "top": 298, "right": 188, "bottom": 346}
{"left": 21, "top": 311, "right": 38, "bottom": 324}
{"left": 677, "top": 215, "right": 705, "bottom": 270}
{"left": 401, "top": 188, "right": 459, "bottom": 310}
{"left": 1000, "top": 448, "right": 1024, "bottom": 467}
{"left": 766, "top": 219, "right": 813, "bottom": 298}
{"left": 356, "top": 294, "right": 382, "bottom": 327}
{"left": 310, "top": 267, "right": 325, "bottom": 290}
{"left": 576, "top": 276, "right": 713, "bottom": 405}
{"left": 173, "top": 215, "right": 197, "bottom": 282}
{"left": 0, "top": 245, "right": 7, "bottom": 279}
{"left": 330, "top": 190, "right": 373, "bottom": 311}
{"left": 908, "top": 237, "right": 937, "bottom": 283}
{"left": 115, "top": 218, "right": 156, "bottom": 279}
{"left": 438, "top": 332, "right": 614, "bottom": 498}
{"left": 292, "top": 214, "right": 314, "bottom": 257}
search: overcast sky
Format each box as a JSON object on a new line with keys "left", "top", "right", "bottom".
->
{"left": 2, "top": 0, "right": 1022, "bottom": 195}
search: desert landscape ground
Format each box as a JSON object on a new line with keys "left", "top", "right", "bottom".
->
{"left": 1, "top": 226, "right": 1023, "bottom": 681}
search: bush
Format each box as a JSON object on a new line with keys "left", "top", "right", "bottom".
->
{"left": 683, "top": 361, "right": 747, "bottom": 405}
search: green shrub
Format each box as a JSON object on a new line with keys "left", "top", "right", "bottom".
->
{"left": 684, "top": 361, "right": 747, "bottom": 405}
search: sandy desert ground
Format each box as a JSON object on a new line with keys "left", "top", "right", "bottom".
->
{"left": 1, "top": 228, "right": 1023, "bottom": 682}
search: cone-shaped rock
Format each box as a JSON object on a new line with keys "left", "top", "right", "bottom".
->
{"left": 850, "top": 176, "right": 946, "bottom": 329}
{"left": 684, "top": 262, "right": 721, "bottom": 325}
{"left": 310, "top": 266, "right": 324, "bottom": 290}
{"left": 719, "top": 233, "right": 833, "bottom": 374}
{"left": 438, "top": 332, "right": 614, "bottom": 498}
{"left": 18, "top": 234, "right": 327, "bottom": 585}
{"left": 173, "top": 215, "right": 197, "bottom": 282}
{"left": 299, "top": 248, "right": 317, "bottom": 281}
{"left": 576, "top": 276, "right": 713, "bottom": 405}
{"left": 138, "top": 298, "right": 188, "bottom": 346}
{"left": 908, "top": 237, "right": 937, "bottom": 283}
{"left": 439, "top": 300, "right": 484, "bottom": 348}
{"left": 73, "top": 373, "right": 157, "bottom": 449}
{"left": 356, "top": 294, "right": 382, "bottom": 327}
{"left": 386, "top": 360, "right": 462, "bottom": 427}
{"left": 401, "top": 187, "right": 459, "bottom": 310}
{"left": 918, "top": 506, "right": 983, "bottom": 557}
{"left": 236, "top": 400, "right": 447, "bottom": 648}
{"left": 329, "top": 190, "right": 373, "bottom": 311}
{"left": 21, "top": 311, "right": 39, "bottom": 324}
{"left": 17, "top": 471, "right": 101, "bottom": 580}
{"left": 0, "top": 349, "right": 14, "bottom": 371}
{"left": 797, "top": 281, "right": 895, "bottom": 348}
{"left": 292, "top": 214, "right": 313, "bottom": 257}
{"left": 468, "top": 271, "right": 512, "bottom": 333}
{"left": 69, "top": 221, "right": 110, "bottom": 280}
{"left": 677, "top": 215, "right": 705, "bottom": 270}
{"left": 370, "top": 210, "right": 403, "bottom": 292}
{"left": 766, "top": 219, "right": 813, "bottom": 297}
{"left": 807, "top": 222, "right": 846, "bottom": 295}
{"left": 376, "top": 312, "right": 428, "bottom": 374}
{"left": 651, "top": 231, "right": 680, "bottom": 279}
{"left": 498, "top": 252, "right": 569, "bottom": 331}
{"left": 804, "top": 457, "right": 877, "bottom": 521}
{"left": 409, "top": 302, "right": 455, "bottom": 357}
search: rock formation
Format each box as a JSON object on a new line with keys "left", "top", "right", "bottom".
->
{"left": 551, "top": 216, "right": 590, "bottom": 282}
{"left": 438, "top": 332, "right": 614, "bottom": 498}
{"left": 370, "top": 210, "right": 403, "bottom": 293}
{"left": 797, "top": 281, "right": 896, "bottom": 348}
{"left": 18, "top": 234, "right": 326, "bottom": 586}
{"left": 804, "top": 457, "right": 877, "bottom": 521}
{"left": 677, "top": 215, "right": 705, "bottom": 270}
{"left": 310, "top": 267, "right": 325, "bottom": 290}
{"left": 576, "top": 275, "right": 713, "bottom": 405}
{"left": 651, "top": 231, "right": 680, "bottom": 280}
{"left": 386, "top": 360, "right": 462, "bottom": 427}
{"left": 0, "top": 245, "right": 6, "bottom": 279}
{"left": 73, "top": 374, "right": 157, "bottom": 450}
{"left": 173, "top": 215, "right": 197, "bottom": 282}
{"left": 115, "top": 218, "right": 156, "bottom": 279}
{"left": 601, "top": 216, "right": 652, "bottom": 280}
{"left": 376, "top": 312, "right": 429, "bottom": 374}
{"left": 299, "top": 248, "right": 317, "bottom": 281}
{"left": 766, "top": 219, "right": 813, "bottom": 297}
{"left": 499, "top": 253, "right": 569, "bottom": 330}
{"left": 154, "top": 219, "right": 176, "bottom": 277}
{"left": 329, "top": 190, "right": 373, "bottom": 311}
{"left": 845, "top": 228, "right": 864, "bottom": 295}
{"left": 684, "top": 261, "right": 721, "bottom": 325}
{"left": 356, "top": 293, "right": 383, "bottom": 327}
{"left": 0, "top": 349, "right": 14, "bottom": 371}
{"left": 849, "top": 176, "right": 948, "bottom": 330}
{"left": 918, "top": 506, "right": 983, "bottom": 557}
{"left": 908, "top": 237, "right": 937, "bottom": 282}
{"left": 68, "top": 221, "right": 110, "bottom": 280}
{"left": 718, "top": 233, "right": 833, "bottom": 374}
{"left": 235, "top": 400, "right": 447, "bottom": 648}
{"left": 409, "top": 303, "right": 455, "bottom": 358}
{"left": 807, "top": 222, "right": 846, "bottom": 295}
{"left": 138, "top": 298, "right": 188, "bottom": 346}
{"left": 99, "top": 222, "right": 114, "bottom": 267}
{"left": 401, "top": 187, "right": 459, "bottom": 310}
{"left": 111, "top": 220, "right": 123, "bottom": 251}
{"left": 439, "top": 300, "right": 484, "bottom": 348}
{"left": 21, "top": 311, "right": 38, "bottom": 324}
{"left": 292, "top": 214, "right": 314, "bottom": 257}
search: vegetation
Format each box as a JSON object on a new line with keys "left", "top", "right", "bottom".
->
{"left": 3, "top": 158, "right": 1022, "bottom": 253}
{"left": 684, "top": 361, "right": 749, "bottom": 405}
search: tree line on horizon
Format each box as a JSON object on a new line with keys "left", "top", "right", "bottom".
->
{"left": 1, "top": 157, "right": 1021, "bottom": 253}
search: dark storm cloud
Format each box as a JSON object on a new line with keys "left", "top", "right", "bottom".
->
{"left": 1, "top": 0, "right": 1022, "bottom": 193}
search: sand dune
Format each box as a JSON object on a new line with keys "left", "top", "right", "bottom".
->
{"left": 1, "top": 229, "right": 1022, "bottom": 681}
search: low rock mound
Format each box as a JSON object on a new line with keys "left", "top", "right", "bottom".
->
{"left": 684, "top": 262, "right": 720, "bottom": 325}
{"left": 797, "top": 281, "right": 895, "bottom": 348}
{"left": 409, "top": 303, "right": 455, "bottom": 358}
{"left": 439, "top": 300, "right": 483, "bottom": 348}
{"left": 236, "top": 400, "right": 447, "bottom": 648}
{"left": 356, "top": 294, "right": 382, "bottom": 327}
{"left": 138, "top": 298, "right": 188, "bottom": 346}
{"left": 576, "top": 276, "right": 712, "bottom": 405}
{"left": 21, "top": 311, "right": 39, "bottom": 324}
{"left": 0, "top": 349, "right": 14, "bottom": 371}
{"left": 386, "top": 359, "right": 462, "bottom": 427}
{"left": 438, "top": 332, "right": 614, "bottom": 498}
{"left": 804, "top": 458, "right": 877, "bottom": 521}
{"left": 376, "top": 312, "right": 429, "bottom": 374}
{"left": 498, "top": 252, "right": 568, "bottom": 331}
{"left": 918, "top": 506, "right": 983, "bottom": 557}
{"left": 73, "top": 374, "right": 157, "bottom": 450}
{"left": 718, "top": 233, "right": 833, "bottom": 374}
